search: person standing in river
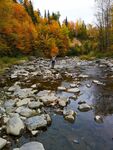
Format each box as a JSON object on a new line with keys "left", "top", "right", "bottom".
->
{"left": 51, "top": 56, "right": 56, "bottom": 69}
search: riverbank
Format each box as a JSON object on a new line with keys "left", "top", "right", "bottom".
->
{"left": 0, "top": 56, "right": 28, "bottom": 74}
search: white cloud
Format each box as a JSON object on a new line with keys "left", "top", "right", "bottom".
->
{"left": 31, "top": 0, "right": 95, "bottom": 24}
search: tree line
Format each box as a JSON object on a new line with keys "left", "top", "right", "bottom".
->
{"left": 0, "top": 0, "right": 113, "bottom": 58}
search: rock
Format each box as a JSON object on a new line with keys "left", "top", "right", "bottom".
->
{"left": 73, "top": 139, "right": 79, "bottom": 144}
{"left": 45, "top": 114, "right": 51, "bottom": 125}
{"left": 28, "top": 101, "right": 43, "bottom": 109}
{"left": 67, "top": 88, "right": 80, "bottom": 93}
{"left": 69, "top": 95, "right": 77, "bottom": 100}
{"left": 31, "top": 130, "right": 39, "bottom": 136}
{"left": 94, "top": 115, "right": 103, "bottom": 123}
{"left": 31, "top": 84, "right": 37, "bottom": 88}
{"left": 63, "top": 109, "right": 76, "bottom": 116}
{"left": 16, "top": 107, "right": 36, "bottom": 118}
{"left": 65, "top": 115, "right": 75, "bottom": 122}
{"left": 58, "top": 98, "right": 68, "bottom": 107}
{"left": 19, "top": 142, "right": 45, "bottom": 150}
{"left": 6, "top": 117, "right": 25, "bottom": 136}
{"left": 55, "top": 109, "right": 63, "bottom": 115}
{"left": 79, "top": 74, "right": 89, "bottom": 78}
{"left": 16, "top": 98, "right": 31, "bottom": 107}
{"left": 93, "top": 80, "right": 105, "bottom": 85}
{"left": 38, "top": 91, "right": 57, "bottom": 105}
{"left": 0, "top": 107, "right": 5, "bottom": 114}
{"left": 70, "top": 84, "right": 77, "bottom": 88}
{"left": 25, "top": 115, "right": 47, "bottom": 131}
{"left": 13, "top": 88, "right": 34, "bottom": 99}
{"left": 13, "top": 148, "right": 20, "bottom": 150}
{"left": 9, "top": 113, "right": 20, "bottom": 118}
{"left": 57, "top": 87, "right": 66, "bottom": 91}
{"left": 0, "top": 138, "right": 7, "bottom": 149}
{"left": 8, "top": 85, "right": 20, "bottom": 92}
{"left": 78, "top": 103, "right": 91, "bottom": 112}
{"left": 4, "top": 100, "right": 16, "bottom": 109}
{"left": 63, "top": 109, "right": 76, "bottom": 122}
{"left": 3, "top": 117, "right": 9, "bottom": 124}
{"left": 78, "top": 101, "right": 86, "bottom": 105}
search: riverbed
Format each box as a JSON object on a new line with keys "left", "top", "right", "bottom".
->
{"left": 0, "top": 57, "right": 113, "bottom": 150}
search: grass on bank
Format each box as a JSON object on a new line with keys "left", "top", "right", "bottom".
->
{"left": 0, "top": 56, "right": 28, "bottom": 74}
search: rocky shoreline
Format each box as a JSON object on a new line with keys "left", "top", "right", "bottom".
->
{"left": 0, "top": 57, "right": 113, "bottom": 149}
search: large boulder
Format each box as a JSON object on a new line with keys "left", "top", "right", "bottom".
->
{"left": 0, "top": 138, "right": 7, "bottom": 149}
{"left": 20, "top": 142, "right": 45, "bottom": 150}
{"left": 25, "top": 115, "right": 47, "bottom": 131}
{"left": 6, "top": 117, "right": 25, "bottom": 136}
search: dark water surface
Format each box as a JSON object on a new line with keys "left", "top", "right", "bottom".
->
{"left": 3, "top": 60, "right": 113, "bottom": 150}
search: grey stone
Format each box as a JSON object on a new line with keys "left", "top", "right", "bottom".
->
{"left": 57, "top": 87, "right": 66, "bottom": 91}
{"left": 67, "top": 88, "right": 80, "bottom": 93}
{"left": 6, "top": 117, "right": 25, "bottom": 136}
{"left": 78, "top": 103, "right": 91, "bottom": 112}
{"left": 16, "top": 107, "right": 35, "bottom": 118}
{"left": 20, "top": 142, "right": 45, "bottom": 150}
{"left": 25, "top": 115, "right": 47, "bottom": 131}
{"left": 94, "top": 115, "right": 103, "bottom": 123}
{"left": 0, "top": 138, "right": 7, "bottom": 149}
{"left": 28, "top": 101, "right": 43, "bottom": 109}
{"left": 4, "top": 100, "right": 16, "bottom": 109}
{"left": 16, "top": 98, "right": 31, "bottom": 107}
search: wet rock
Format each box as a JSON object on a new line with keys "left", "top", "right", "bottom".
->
{"left": 69, "top": 95, "right": 77, "bottom": 100}
{"left": 70, "top": 84, "right": 77, "bottom": 88}
{"left": 45, "top": 114, "right": 51, "bottom": 125}
{"left": 73, "top": 139, "right": 79, "bottom": 144}
{"left": 31, "top": 130, "right": 39, "bottom": 136}
{"left": 67, "top": 88, "right": 80, "bottom": 93}
{"left": 0, "top": 138, "right": 7, "bottom": 149}
{"left": 58, "top": 98, "right": 68, "bottom": 107}
{"left": 94, "top": 115, "right": 103, "bottom": 123}
{"left": 28, "top": 101, "right": 43, "bottom": 109}
{"left": 6, "top": 116, "right": 25, "bottom": 136}
{"left": 19, "top": 142, "right": 45, "bottom": 150}
{"left": 25, "top": 115, "right": 47, "bottom": 131}
{"left": 78, "top": 103, "right": 92, "bottom": 112}
{"left": 78, "top": 101, "right": 86, "bottom": 105}
{"left": 63, "top": 109, "right": 76, "bottom": 122}
{"left": 55, "top": 109, "right": 63, "bottom": 115}
{"left": 93, "top": 80, "right": 105, "bottom": 85}
{"left": 57, "top": 87, "right": 66, "bottom": 91}
{"left": 16, "top": 107, "right": 36, "bottom": 118}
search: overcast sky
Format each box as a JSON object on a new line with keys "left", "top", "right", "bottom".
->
{"left": 31, "top": 0, "right": 95, "bottom": 24}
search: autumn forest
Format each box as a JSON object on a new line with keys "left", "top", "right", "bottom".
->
{"left": 0, "top": 0, "right": 113, "bottom": 58}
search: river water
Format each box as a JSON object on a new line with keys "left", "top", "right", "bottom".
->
{"left": 1, "top": 58, "right": 113, "bottom": 150}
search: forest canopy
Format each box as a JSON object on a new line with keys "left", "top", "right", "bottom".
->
{"left": 0, "top": 0, "right": 113, "bottom": 58}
